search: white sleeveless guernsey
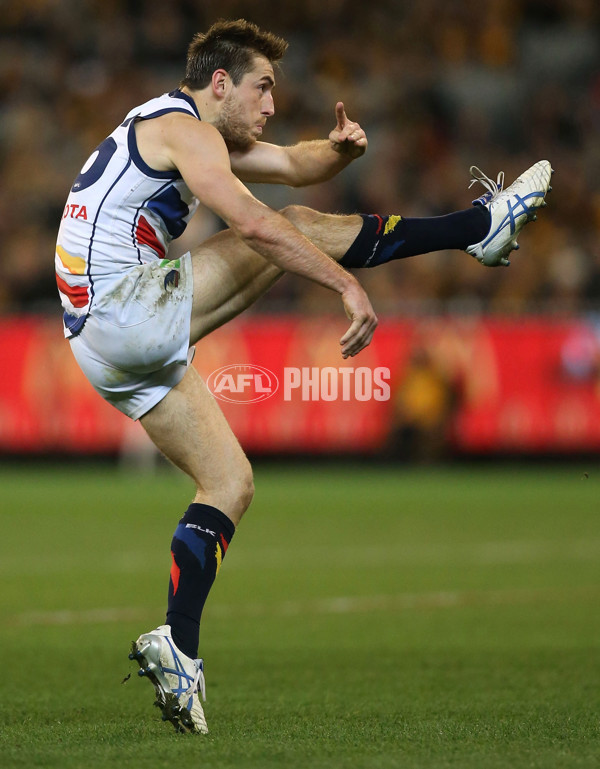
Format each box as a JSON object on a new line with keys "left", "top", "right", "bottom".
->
{"left": 55, "top": 89, "right": 201, "bottom": 338}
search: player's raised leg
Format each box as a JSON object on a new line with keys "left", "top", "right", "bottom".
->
{"left": 189, "top": 160, "right": 553, "bottom": 341}
{"left": 131, "top": 365, "right": 253, "bottom": 733}
{"left": 187, "top": 200, "right": 486, "bottom": 339}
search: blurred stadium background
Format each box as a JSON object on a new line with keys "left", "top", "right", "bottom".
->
{"left": 2, "top": 0, "right": 600, "bottom": 461}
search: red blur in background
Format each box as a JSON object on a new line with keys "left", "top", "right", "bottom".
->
{"left": 2, "top": 315, "right": 600, "bottom": 457}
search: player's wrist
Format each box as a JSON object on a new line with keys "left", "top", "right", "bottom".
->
{"left": 338, "top": 273, "right": 362, "bottom": 296}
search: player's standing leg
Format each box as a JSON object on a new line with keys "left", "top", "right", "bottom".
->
{"left": 129, "top": 366, "right": 253, "bottom": 734}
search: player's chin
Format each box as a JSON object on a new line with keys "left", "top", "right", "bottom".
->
{"left": 227, "top": 134, "right": 257, "bottom": 153}
{"left": 242, "top": 127, "right": 260, "bottom": 144}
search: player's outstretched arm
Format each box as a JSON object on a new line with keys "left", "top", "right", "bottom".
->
{"left": 230, "top": 102, "right": 367, "bottom": 186}
{"left": 165, "top": 116, "right": 377, "bottom": 357}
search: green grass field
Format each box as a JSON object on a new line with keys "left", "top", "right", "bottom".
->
{"left": 0, "top": 463, "right": 598, "bottom": 768}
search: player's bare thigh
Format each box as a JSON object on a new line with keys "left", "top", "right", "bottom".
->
{"left": 187, "top": 207, "right": 362, "bottom": 343}
{"left": 188, "top": 228, "right": 282, "bottom": 343}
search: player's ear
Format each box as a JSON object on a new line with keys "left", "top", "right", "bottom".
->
{"left": 211, "top": 69, "right": 230, "bottom": 99}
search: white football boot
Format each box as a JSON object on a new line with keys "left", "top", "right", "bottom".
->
{"left": 466, "top": 160, "right": 553, "bottom": 266}
{"left": 129, "top": 624, "right": 208, "bottom": 734}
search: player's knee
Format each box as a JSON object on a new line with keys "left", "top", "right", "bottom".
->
{"left": 225, "top": 459, "right": 255, "bottom": 523}
{"left": 236, "top": 462, "right": 255, "bottom": 516}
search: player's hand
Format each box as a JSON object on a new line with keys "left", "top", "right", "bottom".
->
{"left": 339, "top": 280, "right": 378, "bottom": 358}
{"left": 329, "top": 102, "right": 368, "bottom": 159}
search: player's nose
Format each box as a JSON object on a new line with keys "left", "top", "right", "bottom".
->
{"left": 262, "top": 93, "right": 274, "bottom": 117}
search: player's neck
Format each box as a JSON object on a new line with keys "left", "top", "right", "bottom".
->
{"left": 180, "top": 86, "right": 217, "bottom": 125}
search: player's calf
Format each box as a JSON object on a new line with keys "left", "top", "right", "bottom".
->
{"left": 279, "top": 204, "right": 362, "bottom": 261}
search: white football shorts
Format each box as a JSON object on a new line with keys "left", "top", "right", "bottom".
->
{"left": 69, "top": 253, "right": 194, "bottom": 420}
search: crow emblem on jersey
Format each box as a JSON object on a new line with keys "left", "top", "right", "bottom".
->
{"left": 161, "top": 258, "right": 181, "bottom": 290}
{"left": 164, "top": 269, "right": 180, "bottom": 290}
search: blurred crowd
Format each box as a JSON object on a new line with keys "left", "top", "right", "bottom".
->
{"left": 1, "top": 0, "right": 599, "bottom": 318}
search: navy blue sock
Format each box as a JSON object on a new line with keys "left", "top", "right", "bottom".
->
{"left": 166, "top": 503, "right": 235, "bottom": 659}
{"left": 340, "top": 207, "right": 491, "bottom": 268}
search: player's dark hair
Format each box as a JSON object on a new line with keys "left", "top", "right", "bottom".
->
{"left": 180, "top": 19, "right": 288, "bottom": 90}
